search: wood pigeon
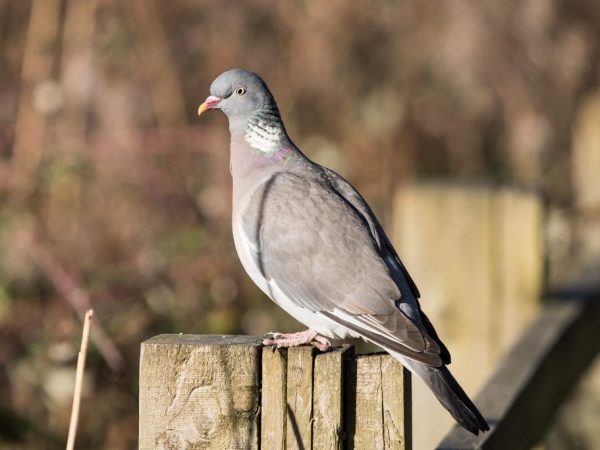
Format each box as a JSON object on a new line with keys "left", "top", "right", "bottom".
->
{"left": 198, "top": 69, "right": 489, "bottom": 435}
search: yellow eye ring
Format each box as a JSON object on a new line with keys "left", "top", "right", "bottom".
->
{"left": 235, "top": 86, "right": 246, "bottom": 96}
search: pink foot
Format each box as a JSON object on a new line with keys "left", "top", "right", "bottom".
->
{"left": 263, "top": 329, "right": 332, "bottom": 351}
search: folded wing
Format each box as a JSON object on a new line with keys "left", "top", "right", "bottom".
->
{"left": 242, "top": 167, "right": 445, "bottom": 366}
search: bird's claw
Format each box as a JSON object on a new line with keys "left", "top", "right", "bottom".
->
{"left": 262, "top": 329, "right": 332, "bottom": 352}
{"left": 264, "top": 331, "right": 285, "bottom": 340}
{"left": 311, "top": 335, "right": 332, "bottom": 352}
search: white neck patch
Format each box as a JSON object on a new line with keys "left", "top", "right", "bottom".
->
{"left": 245, "top": 109, "right": 284, "bottom": 154}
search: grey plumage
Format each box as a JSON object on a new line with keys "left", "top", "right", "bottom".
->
{"left": 198, "top": 69, "right": 489, "bottom": 435}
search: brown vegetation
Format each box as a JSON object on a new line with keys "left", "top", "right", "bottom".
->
{"left": 0, "top": 0, "right": 599, "bottom": 448}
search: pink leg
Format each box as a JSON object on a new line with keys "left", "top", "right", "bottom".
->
{"left": 263, "top": 329, "right": 332, "bottom": 351}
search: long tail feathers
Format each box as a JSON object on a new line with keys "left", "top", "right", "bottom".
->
{"left": 401, "top": 357, "right": 489, "bottom": 435}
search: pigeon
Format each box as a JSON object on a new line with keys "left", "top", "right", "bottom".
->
{"left": 198, "top": 69, "right": 489, "bottom": 435}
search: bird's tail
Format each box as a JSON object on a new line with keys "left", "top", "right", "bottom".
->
{"left": 400, "top": 357, "right": 489, "bottom": 435}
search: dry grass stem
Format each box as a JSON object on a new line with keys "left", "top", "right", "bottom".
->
{"left": 66, "top": 309, "right": 94, "bottom": 450}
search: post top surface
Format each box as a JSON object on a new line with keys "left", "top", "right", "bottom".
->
{"left": 143, "top": 334, "right": 263, "bottom": 347}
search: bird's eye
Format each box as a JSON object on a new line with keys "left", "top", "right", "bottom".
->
{"left": 235, "top": 86, "right": 246, "bottom": 96}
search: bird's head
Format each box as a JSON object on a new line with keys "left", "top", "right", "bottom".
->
{"left": 198, "top": 69, "right": 278, "bottom": 123}
{"left": 198, "top": 69, "right": 293, "bottom": 154}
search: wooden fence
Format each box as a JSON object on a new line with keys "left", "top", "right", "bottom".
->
{"left": 139, "top": 336, "right": 411, "bottom": 450}
{"left": 138, "top": 183, "right": 600, "bottom": 449}
{"left": 138, "top": 290, "right": 599, "bottom": 450}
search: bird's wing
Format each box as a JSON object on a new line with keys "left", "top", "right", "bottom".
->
{"left": 241, "top": 166, "right": 443, "bottom": 366}
{"left": 320, "top": 167, "right": 421, "bottom": 299}
{"left": 321, "top": 167, "right": 451, "bottom": 363}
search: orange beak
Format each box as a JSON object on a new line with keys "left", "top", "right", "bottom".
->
{"left": 197, "top": 96, "right": 222, "bottom": 115}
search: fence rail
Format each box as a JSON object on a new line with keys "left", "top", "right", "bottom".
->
{"left": 438, "top": 289, "right": 600, "bottom": 449}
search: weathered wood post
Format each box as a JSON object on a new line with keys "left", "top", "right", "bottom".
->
{"left": 139, "top": 335, "right": 262, "bottom": 449}
{"left": 140, "top": 335, "right": 411, "bottom": 449}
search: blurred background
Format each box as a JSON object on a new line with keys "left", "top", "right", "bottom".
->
{"left": 1, "top": 0, "right": 600, "bottom": 448}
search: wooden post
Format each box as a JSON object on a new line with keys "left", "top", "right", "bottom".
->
{"left": 345, "top": 354, "right": 411, "bottom": 450}
{"left": 139, "top": 335, "right": 262, "bottom": 450}
{"left": 312, "top": 346, "right": 353, "bottom": 450}
{"left": 494, "top": 189, "right": 544, "bottom": 351}
{"left": 261, "top": 347, "right": 287, "bottom": 449}
{"left": 393, "top": 183, "right": 544, "bottom": 449}
{"left": 286, "top": 346, "right": 315, "bottom": 450}
{"left": 572, "top": 90, "right": 600, "bottom": 267}
{"left": 140, "top": 336, "right": 411, "bottom": 450}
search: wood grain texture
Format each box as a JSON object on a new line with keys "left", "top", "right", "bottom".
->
{"left": 346, "top": 353, "right": 411, "bottom": 450}
{"left": 140, "top": 338, "right": 412, "bottom": 449}
{"left": 312, "top": 346, "right": 353, "bottom": 450}
{"left": 261, "top": 347, "right": 287, "bottom": 450}
{"left": 139, "top": 335, "right": 261, "bottom": 450}
{"left": 381, "top": 357, "right": 412, "bottom": 450}
{"left": 286, "top": 346, "right": 314, "bottom": 450}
